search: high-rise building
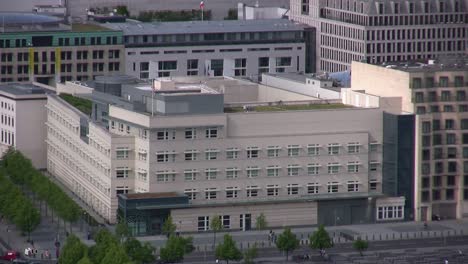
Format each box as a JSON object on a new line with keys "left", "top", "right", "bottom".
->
{"left": 351, "top": 59, "right": 468, "bottom": 221}
{"left": 289, "top": 0, "right": 468, "bottom": 73}
{"left": 0, "top": 13, "right": 124, "bottom": 84}
{"left": 47, "top": 75, "right": 409, "bottom": 234}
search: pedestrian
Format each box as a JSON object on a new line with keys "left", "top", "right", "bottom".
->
{"left": 216, "top": 259, "right": 219, "bottom": 263}
{"left": 445, "top": 259, "right": 449, "bottom": 264}
{"left": 268, "top": 230, "right": 273, "bottom": 241}
{"left": 87, "top": 231, "right": 91, "bottom": 240}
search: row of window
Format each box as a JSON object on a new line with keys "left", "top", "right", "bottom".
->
{"left": 416, "top": 104, "right": 468, "bottom": 114}
{"left": 0, "top": 114, "right": 14, "bottom": 127}
{"left": 185, "top": 181, "right": 366, "bottom": 201}
{"left": 422, "top": 119, "right": 468, "bottom": 132}
{"left": 420, "top": 161, "right": 468, "bottom": 175}
{"left": 376, "top": 206, "right": 404, "bottom": 221}
{"left": 0, "top": 101, "right": 14, "bottom": 112}
{"left": 0, "top": 129, "right": 14, "bottom": 145}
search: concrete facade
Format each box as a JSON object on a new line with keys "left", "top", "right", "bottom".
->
{"left": 0, "top": 83, "right": 53, "bottom": 168}
{"left": 350, "top": 60, "right": 468, "bottom": 221}
{"left": 289, "top": 0, "right": 468, "bottom": 73}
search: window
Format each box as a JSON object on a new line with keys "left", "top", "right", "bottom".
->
{"left": 187, "top": 59, "right": 198, "bottom": 75}
{"left": 287, "top": 164, "right": 300, "bottom": 176}
{"left": 327, "top": 182, "right": 339, "bottom": 193}
{"left": 185, "top": 128, "right": 196, "bottom": 139}
{"left": 266, "top": 184, "right": 279, "bottom": 196}
{"left": 327, "top": 162, "right": 340, "bottom": 174}
{"left": 247, "top": 147, "right": 259, "bottom": 158}
{"left": 156, "top": 151, "right": 174, "bottom": 163}
{"left": 328, "top": 143, "right": 340, "bottom": 155}
{"left": 347, "top": 142, "right": 360, "bottom": 153}
{"left": 275, "top": 57, "right": 291, "bottom": 72}
{"left": 307, "top": 164, "right": 320, "bottom": 175}
{"left": 226, "top": 167, "right": 239, "bottom": 179}
{"left": 184, "top": 189, "right": 197, "bottom": 200}
{"left": 158, "top": 60, "right": 177, "bottom": 77}
{"left": 347, "top": 161, "right": 360, "bottom": 173}
{"left": 157, "top": 129, "right": 175, "bottom": 140}
{"left": 234, "top": 58, "right": 246, "bottom": 76}
{"left": 267, "top": 165, "right": 280, "bottom": 177}
{"left": 377, "top": 206, "right": 404, "bottom": 220}
{"left": 184, "top": 150, "right": 198, "bottom": 161}
{"left": 246, "top": 186, "right": 259, "bottom": 197}
{"left": 226, "top": 148, "right": 239, "bottom": 159}
{"left": 307, "top": 183, "right": 319, "bottom": 194}
{"left": 347, "top": 181, "right": 359, "bottom": 192}
{"left": 287, "top": 184, "right": 299, "bottom": 195}
{"left": 198, "top": 216, "right": 209, "bottom": 231}
{"left": 205, "top": 188, "right": 217, "bottom": 199}
{"left": 116, "top": 167, "right": 129, "bottom": 178}
{"left": 155, "top": 171, "right": 175, "bottom": 182}
{"left": 267, "top": 146, "right": 280, "bottom": 157}
{"left": 184, "top": 169, "right": 198, "bottom": 181}
{"left": 366, "top": 160, "right": 378, "bottom": 172}
{"left": 369, "top": 179, "right": 378, "bottom": 190}
{"left": 226, "top": 187, "right": 239, "bottom": 198}
{"left": 221, "top": 215, "right": 230, "bottom": 229}
{"left": 205, "top": 149, "right": 218, "bottom": 160}
{"left": 307, "top": 144, "right": 320, "bottom": 156}
{"left": 445, "top": 119, "right": 455, "bottom": 130}
{"left": 205, "top": 168, "right": 218, "bottom": 180}
{"left": 116, "top": 148, "right": 129, "bottom": 159}
{"left": 206, "top": 127, "right": 218, "bottom": 138}
{"left": 287, "top": 145, "right": 300, "bottom": 156}
{"left": 247, "top": 166, "right": 260, "bottom": 178}
{"left": 446, "top": 133, "right": 456, "bottom": 144}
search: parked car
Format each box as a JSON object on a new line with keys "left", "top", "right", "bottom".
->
{"left": 2, "top": 251, "right": 19, "bottom": 261}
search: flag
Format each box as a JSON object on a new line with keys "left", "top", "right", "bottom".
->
{"left": 200, "top": 1, "right": 205, "bottom": 9}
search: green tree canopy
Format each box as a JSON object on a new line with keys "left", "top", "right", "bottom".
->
{"left": 59, "top": 235, "right": 88, "bottom": 264}
{"left": 255, "top": 213, "right": 268, "bottom": 230}
{"left": 215, "top": 234, "right": 242, "bottom": 264}
{"left": 243, "top": 244, "right": 258, "bottom": 264}
{"left": 353, "top": 238, "right": 369, "bottom": 256}
{"left": 76, "top": 256, "right": 93, "bottom": 264}
{"left": 276, "top": 228, "right": 299, "bottom": 261}
{"left": 116, "top": 221, "right": 131, "bottom": 242}
{"left": 101, "top": 244, "right": 130, "bottom": 264}
{"left": 89, "top": 229, "right": 119, "bottom": 264}
{"left": 309, "top": 225, "right": 333, "bottom": 255}
{"left": 124, "top": 238, "right": 155, "bottom": 264}
{"left": 159, "top": 235, "right": 186, "bottom": 263}
{"left": 210, "top": 215, "right": 223, "bottom": 247}
{"left": 162, "top": 215, "right": 177, "bottom": 237}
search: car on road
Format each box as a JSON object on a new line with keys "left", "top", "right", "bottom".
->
{"left": 2, "top": 251, "right": 19, "bottom": 261}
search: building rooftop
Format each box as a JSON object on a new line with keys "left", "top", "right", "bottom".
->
{"left": 0, "top": 83, "right": 52, "bottom": 97}
{"left": 71, "top": 23, "right": 112, "bottom": 32}
{"left": 224, "top": 102, "right": 351, "bottom": 113}
{"left": 123, "top": 192, "right": 181, "bottom": 200}
{"left": 376, "top": 57, "right": 468, "bottom": 73}
{"left": 0, "top": 12, "right": 62, "bottom": 25}
{"left": 102, "top": 19, "right": 304, "bottom": 35}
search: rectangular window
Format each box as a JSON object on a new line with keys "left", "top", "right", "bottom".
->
{"left": 267, "top": 165, "right": 280, "bottom": 177}
{"left": 369, "top": 179, "right": 378, "bottom": 190}
{"left": 347, "top": 142, "right": 360, "bottom": 153}
{"left": 327, "top": 182, "right": 339, "bottom": 193}
{"left": 247, "top": 147, "right": 259, "bottom": 158}
{"left": 347, "top": 181, "right": 359, "bottom": 192}
{"left": 226, "top": 148, "right": 239, "bottom": 159}
{"left": 157, "top": 129, "right": 175, "bottom": 140}
{"left": 327, "top": 162, "right": 340, "bottom": 174}
{"left": 184, "top": 189, "right": 197, "bottom": 200}
{"left": 328, "top": 143, "right": 340, "bottom": 155}
{"left": 246, "top": 186, "right": 258, "bottom": 197}
{"left": 287, "top": 184, "right": 299, "bottom": 195}
{"left": 287, "top": 165, "right": 300, "bottom": 176}
{"left": 266, "top": 185, "right": 279, "bottom": 196}
{"left": 184, "top": 169, "right": 197, "bottom": 181}
{"left": 287, "top": 145, "right": 300, "bottom": 156}
{"left": 206, "top": 127, "right": 218, "bottom": 138}
{"left": 307, "top": 164, "right": 320, "bottom": 175}
{"left": 187, "top": 59, "right": 198, "bottom": 76}
{"left": 226, "top": 168, "right": 239, "bottom": 179}
{"left": 116, "top": 148, "right": 129, "bottom": 159}
{"left": 307, "top": 183, "right": 319, "bottom": 194}
{"left": 157, "top": 152, "right": 175, "bottom": 163}
{"left": 226, "top": 187, "right": 239, "bottom": 199}
{"left": 307, "top": 144, "right": 320, "bottom": 156}
{"left": 116, "top": 167, "right": 129, "bottom": 178}
{"left": 347, "top": 161, "right": 360, "bottom": 173}
{"left": 370, "top": 161, "right": 379, "bottom": 171}
{"left": 205, "top": 169, "right": 218, "bottom": 180}
{"left": 377, "top": 206, "right": 404, "bottom": 220}
{"left": 185, "top": 128, "right": 196, "bottom": 139}
{"left": 234, "top": 58, "right": 247, "bottom": 76}
{"left": 205, "top": 149, "right": 218, "bottom": 160}
{"left": 246, "top": 166, "right": 260, "bottom": 178}
{"left": 267, "top": 146, "right": 280, "bottom": 157}
{"left": 184, "top": 150, "right": 198, "bottom": 161}
{"left": 156, "top": 171, "right": 175, "bottom": 182}
{"left": 198, "top": 216, "right": 209, "bottom": 231}
{"left": 205, "top": 188, "right": 217, "bottom": 199}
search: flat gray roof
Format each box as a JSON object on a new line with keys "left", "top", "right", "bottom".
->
{"left": 102, "top": 19, "right": 304, "bottom": 35}
{"left": 0, "top": 83, "right": 50, "bottom": 96}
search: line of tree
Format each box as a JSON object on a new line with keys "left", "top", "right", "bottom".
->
{"left": 3, "top": 150, "right": 81, "bottom": 233}
{"left": 136, "top": 9, "right": 212, "bottom": 22}
{"left": 0, "top": 167, "right": 40, "bottom": 240}
{"left": 60, "top": 224, "right": 156, "bottom": 264}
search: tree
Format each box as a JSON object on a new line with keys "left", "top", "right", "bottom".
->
{"left": 159, "top": 235, "right": 185, "bottom": 263}
{"left": 243, "top": 244, "right": 258, "bottom": 264}
{"left": 210, "top": 215, "right": 223, "bottom": 248}
{"left": 101, "top": 244, "right": 130, "bottom": 264}
{"left": 215, "top": 234, "right": 242, "bottom": 264}
{"left": 224, "top": 8, "right": 237, "bottom": 20}
{"left": 275, "top": 228, "right": 299, "bottom": 261}
{"left": 89, "top": 229, "right": 119, "bottom": 264}
{"left": 116, "top": 5, "right": 129, "bottom": 16}
{"left": 353, "top": 238, "right": 369, "bottom": 256}
{"left": 162, "top": 215, "right": 177, "bottom": 238}
{"left": 309, "top": 225, "right": 333, "bottom": 256}
{"left": 116, "top": 221, "right": 131, "bottom": 242}
{"left": 59, "top": 235, "right": 87, "bottom": 264}
{"left": 255, "top": 213, "right": 268, "bottom": 230}
{"left": 76, "top": 256, "right": 93, "bottom": 264}
{"left": 124, "top": 238, "right": 155, "bottom": 264}
{"left": 14, "top": 202, "right": 40, "bottom": 241}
